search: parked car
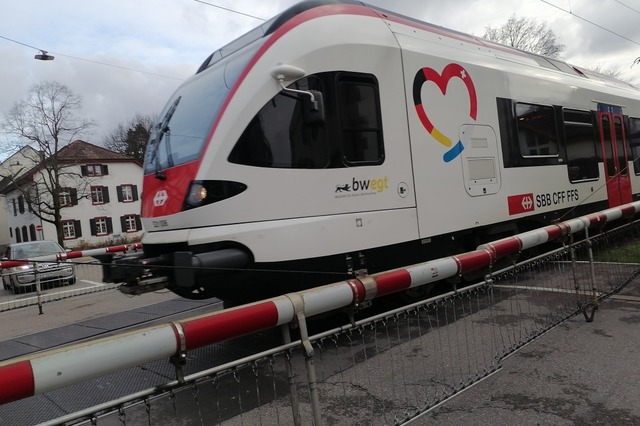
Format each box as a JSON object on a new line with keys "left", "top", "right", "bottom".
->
{"left": 1, "top": 241, "right": 76, "bottom": 294}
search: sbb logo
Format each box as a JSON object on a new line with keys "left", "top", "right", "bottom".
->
{"left": 507, "top": 193, "right": 535, "bottom": 216}
{"left": 153, "top": 190, "right": 168, "bottom": 207}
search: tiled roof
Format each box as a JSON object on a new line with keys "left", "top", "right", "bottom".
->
{"left": 0, "top": 140, "right": 140, "bottom": 195}
{"left": 57, "top": 140, "right": 136, "bottom": 162}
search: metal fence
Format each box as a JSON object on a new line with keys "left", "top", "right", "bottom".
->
{"left": 0, "top": 245, "right": 140, "bottom": 313}
{"left": 1, "top": 203, "right": 640, "bottom": 425}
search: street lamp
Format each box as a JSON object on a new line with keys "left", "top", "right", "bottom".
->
{"left": 34, "top": 50, "right": 54, "bottom": 61}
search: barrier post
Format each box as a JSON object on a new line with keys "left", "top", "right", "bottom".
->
{"left": 281, "top": 324, "right": 302, "bottom": 426}
{"left": 582, "top": 225, "right": 599, "bottom": 322}
{"left": 34, "top": 262, "right": 44, "bottom": 315}
{"left": 287, "top": 293, "right": 323, "bottom": 425}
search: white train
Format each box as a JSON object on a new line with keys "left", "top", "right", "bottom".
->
{"left": 113, "top": 0, "right": 640, "bottom": 304}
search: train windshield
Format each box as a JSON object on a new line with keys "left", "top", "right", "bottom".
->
{"left": 143, "top": 42, "right": 261, "bottom": 175}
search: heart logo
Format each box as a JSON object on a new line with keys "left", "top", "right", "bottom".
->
{"left": 413, "top": 63, "right": 477, "bottom": 162}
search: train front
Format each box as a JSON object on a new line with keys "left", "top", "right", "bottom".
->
{"left": 112, "top": 20, "right": 280, "bottom": 300}
{"left": 111, "top": 1, "right": 410, "bottom": 304}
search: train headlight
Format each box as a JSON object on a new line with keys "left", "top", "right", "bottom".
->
{"left": 187, "top": 183, "right": 208, "bottom": 206}
{"left": 183, "top": 180, "right": 247, "bottom": 210}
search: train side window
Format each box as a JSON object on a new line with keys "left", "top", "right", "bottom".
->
{"left": 563, "top": 109, "right": 599, "bottom": 182}
{"left": 337, "top": 74, "right": 384, "bottom": 166}
{"left": 229, "top": 76, "right": 329, "bottom": 168}
{"left": 629, "top": 117, "right": 640, "bottom": 175}
{"left": 516, "top": 103, "right": 559, "bottom": 158}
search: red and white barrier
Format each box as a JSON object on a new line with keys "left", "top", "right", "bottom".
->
{"left": 1, "top": 202, "right": 639, "bottom": 405}
{"left": 0, "top": 243, "right": 143, "bottom": 270}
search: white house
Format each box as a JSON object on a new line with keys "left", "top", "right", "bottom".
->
{"left": 0, "top": 146, "right": 42, "bottom": 250}
{"left": 0, "top": 140, "right": 144, "bottom": 250}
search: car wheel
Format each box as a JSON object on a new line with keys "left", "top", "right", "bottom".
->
{"left": 67, "top": 277, "right": 77, "bottom": 286}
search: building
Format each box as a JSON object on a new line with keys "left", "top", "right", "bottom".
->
{"left": 0, "top": 146, "right": 42, "bottom": 252}
{"left": 0, "top": 140, "right": 143, "bottom": 250}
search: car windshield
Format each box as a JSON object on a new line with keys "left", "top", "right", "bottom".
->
{"left": 143, "top": 40, "right": 263, "bottom": 175}
{"left": 11, "top": 241, "right": 63, "bottom": 259}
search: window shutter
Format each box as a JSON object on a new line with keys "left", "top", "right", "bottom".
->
{"left": 120, "top": 216, "right": 126, "bottom": 232}
{"left": 135, "top": 215, "right": 142, "bottom": 231}
{"left": 90, "top": 218, "right": 96, "bottom": 236}
{"left": 102, "top": 165, "right": 109, "bottom": 175}
{"left": 81, "top": 165, "right": 88, "bottom": 176}
{"left": 103, "top": 187, "right": 110, "bottom": 203}
{"left": 106, "top": 217, "right": 113, "bottom": 234}
{"left": 74, "top": 220, "right": 82, "bottom": 238}
{"left": 132, "top": 185, "right": 139, "bottom": 201}
{"left": 116, "top": 186, "right": 123, "bottom": 202}
{"left": 71, "top": 188, "right": 78, "bottom": 205}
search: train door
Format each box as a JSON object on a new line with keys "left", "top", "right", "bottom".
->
{"left": 597, "top": 104, "right": 632, "bottom": 207}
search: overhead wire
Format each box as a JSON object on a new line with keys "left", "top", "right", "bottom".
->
{"left": 539, "top": 0, "right": 640, "bottom": 48}
{"left": 193, "top": 0, "right": 267, "bottom": 21}
{"left": 1, "top": 1, "right": 272, "bottom": 81}
{"left": 0, "top": 34, "right": 186, "bottom": 81}
{"left": 612, "top": 0, "right": 640, "bottom": 15}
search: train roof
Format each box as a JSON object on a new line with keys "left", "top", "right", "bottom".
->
{"left": 195, "top": 0, "right": 638, "bottom": 93}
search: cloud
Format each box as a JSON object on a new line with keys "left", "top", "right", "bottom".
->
{"left": 1, "top": 0, "right": 639, "bottom": 153}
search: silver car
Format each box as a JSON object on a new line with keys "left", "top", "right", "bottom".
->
{"left": 1, "top": 241, "right": 76, "bottom": 294}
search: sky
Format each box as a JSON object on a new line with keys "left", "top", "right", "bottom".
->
{"left": 1, "top": 0, "right": 639, "bottom": 155}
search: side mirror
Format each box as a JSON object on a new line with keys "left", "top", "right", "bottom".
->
{"left": 302, "top": 90, "right": 325, "bottom": 126}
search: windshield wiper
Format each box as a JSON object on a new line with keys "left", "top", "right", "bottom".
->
{"left": 151, "top": 96, "right": 181, "bottom": 180}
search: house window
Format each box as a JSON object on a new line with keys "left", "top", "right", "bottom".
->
{"left": 90, "top": 217, "right": 112, "bottom": 236}
{"left": 92, "top": 187, "right": 104, "bottom": 204}
{"left": 18, "top": 196, "right": 25, "bottom": 214}
{"left": 91, "top": 186, "right": 110, "bottom": 204}
{"left": 15, "top": 227, "right": 21, "bottom": 243}
{"left": 96, "top": 218, "right": 107, "bottom": 235}
{"left": 60, "top": 190, "right": 71, "bottom": 206}
{"left": 83, "top": 164, "right": 109, "bottom": 176}
{"left": 29, "top": 224, "right": 36, "bottom": 241}
{"left": 121, "top": 214, "right": 142, "bottom": 232}
{"left": 63, "top": 221, "right": 76, "bottom": 239}
{"left": 117, "top": 184, "right": 138, "bottom": 202}
{"left": 21, "top": 226, "right": 28, "bottom": 242}
{"left": 12, "top": 199, "right": 17, "bottom": 216}
{"left": 62, "top": 220, "right": 82, "bottom": 239}
{"left": 59, "top": 188, "right": 78, "bottom": 206}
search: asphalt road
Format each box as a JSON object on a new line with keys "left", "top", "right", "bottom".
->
{"left": 419, "top": 278, "right": 640, "bottom": 425}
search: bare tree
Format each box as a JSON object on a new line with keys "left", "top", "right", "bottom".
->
{"left": 103, "top": 113, "right": 155, "bottom": 163}
{"left": 483, "top": 15, "right": 565, "bottom": 58}
{"left": 1, "top": 81, "right": 95, "bottom": 245}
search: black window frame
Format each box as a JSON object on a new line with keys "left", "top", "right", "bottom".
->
{"left": 336, "top": 72, "right": 385, "bottom": 166}
{"left": 562, "top": 108, "right": 599, "bottom": 183}
{"left": 90, "top": 217, "right": 113, "bottom": 236}
{"left": 228, "top": 75, "right": 330, "bottom": 169}
{"left": 228, "top": 71, "right": 385, "bottom": 170}
{"left": 629, "top": 116, "right": 640, "bottom": 175}
{"left": 498, "top": 98, "right": 562, "bottom": 168}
